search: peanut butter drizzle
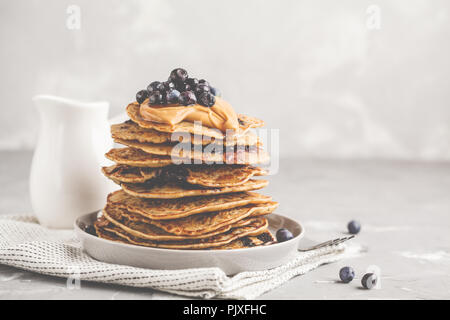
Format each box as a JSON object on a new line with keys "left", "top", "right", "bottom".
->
{"left": 139, "top": 96, "right": 239, "bottom": 132}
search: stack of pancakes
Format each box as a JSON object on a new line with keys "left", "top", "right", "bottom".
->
{"left": 94, "top": 102, "right": 278, "bottom": 249}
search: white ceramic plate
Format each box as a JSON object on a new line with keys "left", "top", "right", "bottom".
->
{"left": 75, "top": 212, "right": 304, "bottom": 275}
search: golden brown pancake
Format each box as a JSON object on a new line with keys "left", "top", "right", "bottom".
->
{"left": 94, "top": 222, "right": 128, "bottom": 244}
{"left": 106, "top": 146, "right": 270, "bottom": 166}
{"left": 185, "top": 165, "right": 267, "bottom": 187}
{"left": 102, "top": 165, "right": 159, "bottom": 184}
{"left": 112, "top": 120, "right": 261, "bottom": 146}
{"left": 102, "top": 206, "right": 251, "bottom": 241}
{"left": 149, "top": 203, "right": 276, "bottom": 236}
{"left": 121, "top": 179, "right": 269, "bottom": 199}
{"left": 102, "top": 164, "right": 267, "bottom": 187}
{"left": 111, "top": 140, "right": 270, "bottom": 165}
{"left": 110, "top": 201, "right": 278, "bottom": 236}
{"left": 95, "top": 215, "right": 268, "bottom": 249}
{"left": 105, "top": 148, "right": 173, "bottom": 167}
{"left": 95, "top": 217, "right": 275, "bottom": 250}
{"left": 107, "top": 190, "right": 272, "bottom": 220}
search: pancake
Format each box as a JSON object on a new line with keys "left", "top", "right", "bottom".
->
{"left": 107, "top": 189, "right": 272, "bottom": 220}
{"left": 105, "top": 148, "right": 173, "bottom": 168}
{"left": 95, "top": 217, "right": 275, "bottom": 250}
{"left": 185, "top": 165, "right": 267, "bottom": 187}
{"left": 216, "top": 231, "right": 276, "bottom": 250}
{"left": 106, "top": 146, "right": 269, "bottom": 166}
{"left": 111, "top": 120, "right": 261, "bottom": 146}
{"left": 114, "top": 138, "right": 221, "bottom": 162}
{"left": 112, "top": 140, "right": 270, "bottom": 165}
{"left": 94, "top": 220, "right": 128, "bottom": 244}
{"left": 127, "top": 102, "right": 265, "bottom": 140}
{"left": 95, "top": 216, "right": 269, "bottom": 249}
{"left": 111, "top": 121, "right": 172, "bottom": 144}
{"left": 121, "top": 179, "right": 269, "bottom": 199}
{"left": 118, "top": 201, "right": 278, "bottom": 236}
{"left": 102, "top": 165, "right": 159, "bottom": 184}
{"left": 102, "top": 164, "right": 267, "bottom": 187}
{"left": 102, "top": 206, "right": 251, "bottom": 241}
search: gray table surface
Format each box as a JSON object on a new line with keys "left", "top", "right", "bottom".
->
{"left": 1, "top": 151, "right": 449, "bottom": 300}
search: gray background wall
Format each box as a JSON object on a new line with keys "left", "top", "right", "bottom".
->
{"left": 1, "top": 0, "right": 449, "bottom": 160}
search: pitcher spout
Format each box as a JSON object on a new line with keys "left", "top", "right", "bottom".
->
{"left": 32, "top": 94, "right": 110, "bottom": 124}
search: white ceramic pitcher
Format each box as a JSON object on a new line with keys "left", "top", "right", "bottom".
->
{"left": 30, "top": 95, "right": 122, "bottom": 229}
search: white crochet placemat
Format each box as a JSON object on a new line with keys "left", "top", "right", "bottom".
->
{"left": 0, "top": 214, "right": 353, "bottom": 299}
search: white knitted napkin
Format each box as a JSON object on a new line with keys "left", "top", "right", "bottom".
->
{"left": 0, "top": 214, "right": 353, "bottom": 299}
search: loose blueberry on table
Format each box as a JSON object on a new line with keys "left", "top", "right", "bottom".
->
{"left": 361, "top": 273, "right": 378, "bottom": 289}
{"left": 135, "top": 67, "right": 220, "bottom": 107}
{"left": 276, "top": 228, "right": 294, "bottom": 242}
{"left": 347, "top": 220, "right": 361, "bottom": 234}
{"left": 339, "top": 266, "right": 355, "bottom": 283}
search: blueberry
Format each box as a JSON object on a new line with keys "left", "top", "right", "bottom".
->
{"left": 185, "top": 78, "right": 199, "bottom": 88}
{"left": 161, "top": 91, "right": 169, "bottom": 105}
{"left": 148, "top": 90, "right": 163, "bottom": 105}
{"left": 162, "top": 81, "right": 175, "bottom": 92}
{"left": 147, "top": 81, "right": 165, "bottom": 93}
{"left": 198, "top": 92, "right": 216, "bottom": 107}
{"left": 195, "top": 83, "right": 210, "bottom": 95}
{"left": 210, "top": 87, "right": 221, "bottom": 97}
{"left": 165, "top": 89, "right": 181, "bottom": 104}
{"left": 361, "top": 273, "right": 378, "bottom": 289}
{"left": 198, "top": 79, "right": 210, "bottom": 87}
{"left": 85, "top": 225, "right": 97, "bottom": 236}
{"left": 339, "top": 266, "right": 355, "bottom": 283}
{"left": 276, "top": 228, "right": 294, "bottom": 242}
{"left": 347, "top": 220, "right": 361, "bottom": 234}
{"left": 177, "top": 83, "right": 193, "bottom": 92}
{"left": 169, "top": 68, "right": 188, "bottom": 84}
{"left": 136, "top": 90, "right": 149, "bottom": 104}
{"left": 179, "top": 91, "right": 197, "bottom": 106}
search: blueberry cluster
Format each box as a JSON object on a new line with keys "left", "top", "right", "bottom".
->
{"left": 135, "top": 68, "right": 220, "bottom": 107}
